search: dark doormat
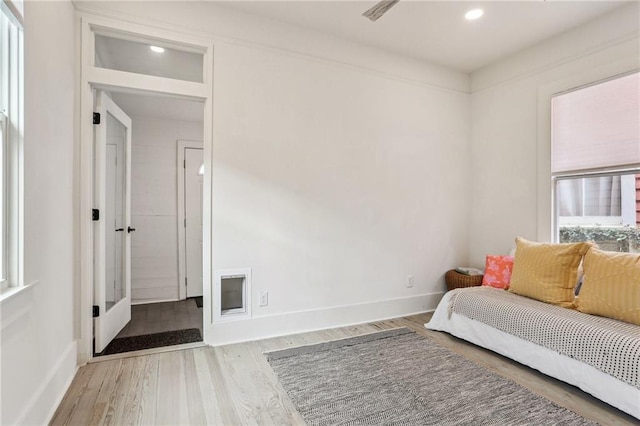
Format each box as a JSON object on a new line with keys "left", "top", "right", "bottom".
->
{"left": 193, "top": 296, "right": 203, "bottom": 308}
{"left": 97, "top": 328, "right": 202, "bottom": 356}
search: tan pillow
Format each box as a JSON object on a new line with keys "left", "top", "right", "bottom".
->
{"left": 508, "top": 237, "right": 592, "bottom": 308}
{"left": 577, "top": 248, "right": 640, "bottom": 325}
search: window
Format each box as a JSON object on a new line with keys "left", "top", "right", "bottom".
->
{"left": 0, "top": 112, "right": 7, "bottom": 287}
{"left": 552, "top": 72, "right": 640, "bottom": 253}
{"left": 557, "top": 174, "right": 638, "bottom": 226}
{"left": 0, "top": 2, "right": 23, "bottom": 290}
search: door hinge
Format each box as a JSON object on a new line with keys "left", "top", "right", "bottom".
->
{"left": 93, "top": 112, "right": 101, "bottom": 125}
{"left": 93, "top": 305, "right": 99, "bottom": 317}
{"left": 184, "top": 218, "right": 186, "bottom": 227}
{"left": 92, "top": 209, "right": 100, "bottom": 221}
{"left": 185, "top": 277, "right": 188, "bottom": 287}
{"left": 184, "top": 159, "right": 186, "bottom": 168}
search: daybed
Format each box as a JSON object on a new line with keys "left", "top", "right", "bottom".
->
{"left": 426, "top": 239, "right": 640, "bottom": 420}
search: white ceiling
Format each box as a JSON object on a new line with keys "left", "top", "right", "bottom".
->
{"left": 221, "top": 1, "right": 627, "bottom": 73}
{"left": 103, "top": 0, "right": 629, "bottom": 121}
{"left": 110, "top": 91, "right": 204, "bottom": 123}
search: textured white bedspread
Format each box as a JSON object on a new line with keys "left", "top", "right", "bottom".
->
{"left": 426, "top": 290, "right": 640, "bottom": 420}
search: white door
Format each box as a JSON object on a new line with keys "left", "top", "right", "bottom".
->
{"left": 94, "top": 91, "right": 132, "bottom": 353}
{"left": 185, "top": 147, "right": 203, "bottom": 298}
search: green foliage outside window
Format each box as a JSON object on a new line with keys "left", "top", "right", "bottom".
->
{"left": 559, "top": 226, "right": 640, "bottom": 253}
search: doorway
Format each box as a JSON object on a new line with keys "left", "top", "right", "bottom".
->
{"left": 79, "top": 15, "right": 213, "bottom": 363}
{"left": 177, "top": 141, "right": 204, "bottom": 300}
{"left": 93, "top": 90, "right": 205, "bottom": 356}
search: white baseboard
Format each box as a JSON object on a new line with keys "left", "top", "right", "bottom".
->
{"left": 132, "top": 297, "right": 181, "bottom": 306}
{"left": 204, "top": 292, "right": 444, "bottom": 346}
{"left": 131, "top": 286, "right": 179, "bottom": 303}
{"left": 15, "top": 341, "right": 77, "bottom": 425}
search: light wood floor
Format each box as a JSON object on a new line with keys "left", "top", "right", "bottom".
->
{"left": 51, "top": 313, "right": 637, "bottom": 425}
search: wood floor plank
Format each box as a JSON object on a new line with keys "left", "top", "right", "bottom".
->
{"left": 228, "top": 344, "right": 288, "bottom": 425}
{"left": 49, "top": 363, "right": 97, "bottom": 425}
{"left": 137, "top": 354, "right": 160, "bottom": 425}
{"left": 245, "top": 344, "right": 305, "bottom": 425}
{"left": 221, "top": 344, "right": 277, "bottom": 425}
{"left": 51, "top": 313, "right": 638, "bottom": 426}
{"left": 116, "top": 356, "right": 147, "bottom": 425}
{"left": 201, "top": 346, "right": 243, "bottom": 425}
{"left": 67, "top": 360, "right": 117, "bottom": 425}
{"left": 190, "top": 347, "right": 225, "bottom": 425}
{"left": 104, "top": 358, "right": 135, "bottom": 425}
{"left": 180, "top": 349, "right": 207, "bottom": 425}
{"left": 155, "top": 350, "right": 190, "bottom": 425}
{"left": 213, "top": 345, "right": 262, "bottom": 426}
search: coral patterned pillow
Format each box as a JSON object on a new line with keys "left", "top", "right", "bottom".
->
{"left": 482, "top": 255, "right": 515, "bottom": 289}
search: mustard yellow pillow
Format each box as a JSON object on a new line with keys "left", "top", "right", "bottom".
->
{"left": 508, "top": 237, "right": 592, "bottom": 308}
{"left": 577, "top": 248, "right": 640, "bottom": 325}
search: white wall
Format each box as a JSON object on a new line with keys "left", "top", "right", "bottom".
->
{"left": 0, "top": 1, "right": 77, "bottom": 424}
{"left": 210, "top": 43, "right": 469, "bottom": 343}
{"left": 129, "top": 115, "right": 202, "bottom": 303}
{"left": 76, "top": 1, "right": 471, "bottom": 344}
{"left": 468, "top": 3, "right": 640, "bottom": 268}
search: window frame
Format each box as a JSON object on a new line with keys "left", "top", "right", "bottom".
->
{"left": 550, "top": 72, "right": 640, "bottom": 248}
{"left": 0, "top": 1, "right": 23, "bottom": 293}
{"left": 0, "top": 112, "right": 7, "bottom": 290}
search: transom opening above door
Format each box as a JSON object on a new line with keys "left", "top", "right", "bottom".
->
{"left": 93, "top": 31, "right": 206, "bottom": 83}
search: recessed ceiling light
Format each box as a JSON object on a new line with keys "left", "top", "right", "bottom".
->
{"left": 150, "top": 45, "right": 165, "bottom": 53}
{"left": 465, "top": 9, "right": 484, "bottom": 21}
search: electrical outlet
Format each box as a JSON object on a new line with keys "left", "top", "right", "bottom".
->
{"left": 259, "top": 291, "right": 269, "bottom": 307}
{"left": 407, "top": 275, "right": 415, "bottom": 288}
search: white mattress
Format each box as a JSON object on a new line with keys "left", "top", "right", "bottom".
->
{"left": 426, "top": 291, "right": 640, "bottom": 420}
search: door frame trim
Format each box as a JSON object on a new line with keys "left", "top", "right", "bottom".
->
{"left": 78, "top": 13, "right": 214, "bottom": 364}
{"left": 177, "top": 140, "right": 203, "bottom": 301}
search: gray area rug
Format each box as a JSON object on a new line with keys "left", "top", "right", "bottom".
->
{"left": 265, "top": 328, "right": 596, "bottom": 425}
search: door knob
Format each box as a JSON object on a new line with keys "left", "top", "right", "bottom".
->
{"left": 128, "top": 226, "right": 136, "bottom": 233}
{"left": 115, "top": 228, "right": 124, "bottom": 232}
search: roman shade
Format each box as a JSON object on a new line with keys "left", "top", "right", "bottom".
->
{"left": 551, "top": 72, "right": 640, "bottom": 173}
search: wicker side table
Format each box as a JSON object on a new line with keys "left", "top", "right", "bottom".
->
{"left": 445, "top": 270, "right": 483, "bottom": 291}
